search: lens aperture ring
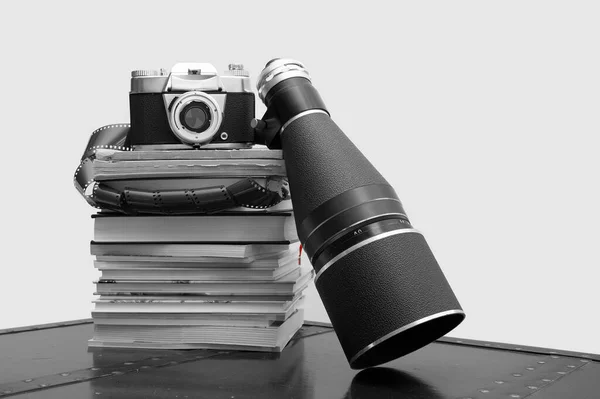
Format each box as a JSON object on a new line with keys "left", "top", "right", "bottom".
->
{"left": 313, "top": 220, "right": 421, "bottom": 283}
{"left": 304, "top": 198, "right": 410, "bottom": 264}
{"left": 298, "top": 184, "right": 405, "bottom": 242}
{"left": 296, "top": 183, "right": 414, "bottom": 276}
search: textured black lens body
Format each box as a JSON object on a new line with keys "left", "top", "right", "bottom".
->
{"left": 258, "top": 62, "right": 465, "bottom": 369}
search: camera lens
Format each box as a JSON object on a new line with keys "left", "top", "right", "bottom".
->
{"left": 256, "top": 59, "right": 465, "bottom": 369}
{"left": 168, "top": 91, "right": 223, "bottom": 145}
{"left": 180, "top": 102, "right": 211, "bottom": 133}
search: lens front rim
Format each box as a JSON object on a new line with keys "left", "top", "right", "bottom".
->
{"left": 349, "top": 309, "right": 466, "bottom": 369}
{"left": 314, "top": 229, "right": 466, "bottom": 370}
{"left": 168, "top": 91, "right": 222, "bottom": 145}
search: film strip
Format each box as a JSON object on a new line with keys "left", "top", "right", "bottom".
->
{"left": 74, "top": 124, "right": 288, "bottom": 214}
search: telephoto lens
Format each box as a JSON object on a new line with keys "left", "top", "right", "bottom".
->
{"left": 255, "top": 59, "right": 466, "bottom": 369}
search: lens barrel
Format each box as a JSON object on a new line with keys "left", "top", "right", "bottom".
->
{"left": 257, "top": 59, "right": 465, "bottom": 369}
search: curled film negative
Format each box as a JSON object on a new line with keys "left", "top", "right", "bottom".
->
{"left": 74, "top": 124, "right": 288, "bottom": 214}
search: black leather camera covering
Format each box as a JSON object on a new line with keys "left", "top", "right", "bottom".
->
{"left": 126, "top": 92, "right": 255, "bottom": 146}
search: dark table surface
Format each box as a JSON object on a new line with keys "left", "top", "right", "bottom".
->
{"left": 0, "top": 320, "right": 598, "bottom": 398}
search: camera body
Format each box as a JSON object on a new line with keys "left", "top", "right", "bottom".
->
{"left": 126, "top": 63, "right": 255, "bottom": 149}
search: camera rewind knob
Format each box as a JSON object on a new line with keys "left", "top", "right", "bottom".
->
{"left": 131, "top": 69, "right": 162, "bottom": 78}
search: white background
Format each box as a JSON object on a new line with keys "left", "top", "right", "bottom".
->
{"left": 0, "top": 1, "right": 598, "bottom": 354}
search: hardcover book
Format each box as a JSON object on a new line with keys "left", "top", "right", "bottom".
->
{"left": 93, "top": 213, "right": 298, "bottom": 243}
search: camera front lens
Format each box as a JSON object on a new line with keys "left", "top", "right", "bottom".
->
{"left": 180, "top": 101, "right": 212, "bottom": 133}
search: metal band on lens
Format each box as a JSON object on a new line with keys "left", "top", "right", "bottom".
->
{"left": 281, "top": 109, "right": 329, "bottom": 133}
{"left": 297, "top": 184, "right": 407, "bottom": 243}
{"left": 304, "top": 198, "right": 408, "bottom": 263}
{"left": 256, "top": 59, "right": 311, "bottom": 103}
{"left": 314, "top": 227, "right": 422, "bottom": 283}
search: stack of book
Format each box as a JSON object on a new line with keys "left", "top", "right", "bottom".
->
{"left": 87, "top": 148, "right": 312, "bottom": 351}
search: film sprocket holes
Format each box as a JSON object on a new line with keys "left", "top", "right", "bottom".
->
{"left": 74, "top": 63, "right": 287, "bottom": 214}
{"left": 75, "top": 59, "right": 466, "bottom": 369}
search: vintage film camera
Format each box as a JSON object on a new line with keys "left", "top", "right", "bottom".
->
{"left": 74, "top": 63, "right": 288, "bottom": 214}
{"left": 126, "top": 63, "right": 256, "bottom": 149}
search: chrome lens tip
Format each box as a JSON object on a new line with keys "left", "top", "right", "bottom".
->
{"left": 349, "top": 309, "right": 467, "bottom": 369}
{"left": 256, "top": 58, "right": 311, "bottom": 103}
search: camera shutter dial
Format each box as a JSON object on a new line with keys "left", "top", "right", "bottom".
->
{"left": 226, "top": 64, "right": 250, "bottom": 77}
